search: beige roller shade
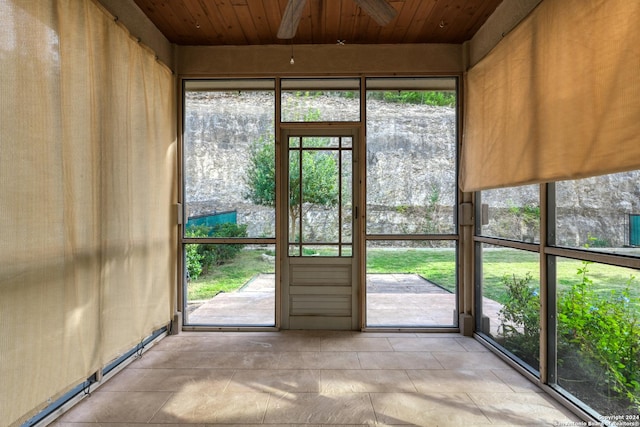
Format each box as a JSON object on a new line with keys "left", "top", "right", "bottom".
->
{"left": 460, "top": 0, "right": 640, "bottom": 192}
{"left": 0, "top": 0, "right": 176, "bottom": 425}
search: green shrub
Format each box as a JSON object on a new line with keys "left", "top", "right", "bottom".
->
{"left": 498, "top": 272, "right": 540, "bottom": 365}
{"left": 208, "top": 222, "right": 248, "bottom": 266}
{"left": 185, "top": 223, "right": 248, "bottom": 276}
{"left": 185, "top": 244, "right": 203, "bottom": 280}
{"left": 499, "top": 264, "right": 640, "bottom": 411}
{"left": 185, "top": 225, "right": 209, "bottom": 280}
{"left": 558, "top": 262, "right": 639, "bottom": 409}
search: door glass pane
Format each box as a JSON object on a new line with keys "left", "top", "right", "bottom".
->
{"left": 301, "top": 150, "right": 338, "bottom": 244}
{"left": 302, "top": 136, "right": 339, "bottom": 148}
{"left": 289, "top": 136, "right": 352, "bottom": 257}
{"left": 342, "top": 150, "right": 353, "bottom": 245}
{"left": 366, "top": 89, "right": 457, "bottom": 234}
{"left": 366, "top": 240, "right": 457, "bottom": 327}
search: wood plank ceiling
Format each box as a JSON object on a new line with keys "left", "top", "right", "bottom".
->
{"left": 133, "top": 0, "right": 503, "bottom": 46}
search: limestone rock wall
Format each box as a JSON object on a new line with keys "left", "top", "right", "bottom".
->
{"left": 183, "top": 92, "right": 640, "bottom": 247}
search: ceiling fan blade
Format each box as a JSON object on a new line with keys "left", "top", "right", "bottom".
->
{"left": 277, "top": 0, "right": 308, "bottom": 39}
{"left": 353, "top": 0, "right": 397, "bottom": 26}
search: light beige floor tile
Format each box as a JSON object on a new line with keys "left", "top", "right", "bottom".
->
{"left": 387, "top": 337, "right": 466, "bottom": 352}
{"left": 357, "top": 351, "right": 443, "bottom": 370}
{"left": 193, "top": 334, "right": 323, "bottom": 352}
{"left": 407, "top": 368, "right": 512, "bottom": 393}
{"left": 284, "top": 329, "right": 356, "bottom": 338}
{"left": 226, "top": 369, "right": 321, "bottom": 393}
{"left": 56, "top": 391, "right": 172, "bottom": 423}
{"left": 469, "top": 392, "right": 582, "bottom": 425}
{"left": 131, "top": 349, "right": 203, "bottom": 369}
{"left": 320, "top": 337, "right": 394, "bottom": 352}
{"left": 455, "top": 336, "right": 490, "bottom": 351}
{"left": 432, "top": 350, "right": 511, "bottom": 369}
{"left": 491, "top": 368, "right": 544, "bottom": 393}
{"left": 98, "top": 368, "right": 234, "bottom": 392}
{"left": 182, "top": 331, "right": 281, "bottom": 337}
{"left": 151, "top": 336, "right": 212, "bottom": 352}
{"left": 53, "top": 424, "right": 205, "bottom": 427}
{"left": 277, "top": 351, "right": 361, "bottom": 369}
{"left": 268, "top": 335, "right": 324, "bottom": 351}
{"left": 413, "top": 332, "right": 463, "bottom": 338}
{"left": 153, "top": 335, "right": 274, "bottom": 352}
{"left": 357, "top": 331, "right": 419, "bottom": 338}
{"left": 197, "top": 351, "right": 282, "bottom": 369}
{"left": 51, "top": 332, "right": 589, "bottom": 427}
{"left": 321, "top": 369, "right": 417, "bottom": 393}
{"left": 149, "top": 389, "right": 270, "bottom": 423}
{"left": 263, "top": 392, "right": 377, "bottom": 424}
{"left": 370, "top": 392, "right": 492, "bottom": 426}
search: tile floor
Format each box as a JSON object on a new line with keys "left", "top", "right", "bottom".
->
{"left": 52, "top": 331, "right": 583, "bottom": 426}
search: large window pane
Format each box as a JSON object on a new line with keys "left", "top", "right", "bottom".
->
{"left": 555, "top": 258, "right": 640, "bottom": 415}
{"left": 183, "top": 87, "right": 275, "bottom": 238}
{"left": 478, "top": 244, "right": 540, "bottom": 372}
{"left": 366, "top": 89, "right": 457, "bottom": 234}
{"left": 366, "top": 240, "right": 457, "bottom": 327}
{"left": 556, "top": 171, "right": 640, "bottom": 256}
{"left": 281, "top": 79, "right": 360, "bottom": 122}
{"left": 481, "top": 184, "right": 540, "bottom": 243}
{"left": 185, "top": 244, "right": 275, "bottom": 326}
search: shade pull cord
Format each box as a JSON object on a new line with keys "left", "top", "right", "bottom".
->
{"left": 82, "top": 380, "right": 92, "bottom": 398}
{"left": 135, "top": 340, "right": 145, "bottom": 359}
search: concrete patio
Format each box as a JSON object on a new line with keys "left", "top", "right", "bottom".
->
{"left": 187, "top": 274, "right": 503, "bottom": 330}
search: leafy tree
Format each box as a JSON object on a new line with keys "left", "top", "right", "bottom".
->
{"left": 287, "top": 143, "right": 339, "bottom": 240}
{"left": 244, "top": 113, "right": 339, "bottom": 241}
{"left": 244, "top": 135, "right": 276, "bottom": 207}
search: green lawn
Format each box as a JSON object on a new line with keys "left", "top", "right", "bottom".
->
{"left": 187, "top": 247, "right": 638, "bottom": 305}
{"left": 187, "top": 249, "right": 274, "bottom": 301}
{"left": 480, "top": 249, "right": 638, "bottom": 304}
{"left": 366, "top": 248, "right": 457, "bottom": 291}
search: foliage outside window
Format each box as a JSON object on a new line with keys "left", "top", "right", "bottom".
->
{"left": 556, "top": 260, "right": 639, "bottom": 416}
{"left": 185, "top": 223, "right": 248, "bottom": 280}
{"left": 489, "top": 256, "right": 640, "bottom": 415}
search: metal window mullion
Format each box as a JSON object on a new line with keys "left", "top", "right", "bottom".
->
{"left": 474, "top": 192, "right": 483, "bottom": 332}
{"left": 474, "top": 236, "right": 540, "bottom": 252}
{"left": 546, "top": 182, "right": 558, "bottom": 385}
{"left": 539, "top": 183, "right": 549, "bottom": 384}
{"left": 298, "top": 144, "right": 303, "bottom": 256}
{"left": 338, "top": 143, "right": 343, "bottom": 256}
{"left": 366, "top": 234, "right": 459, "bottom": 241}
{"left": 544, "top": 246, "right": 640, "bottom": 269}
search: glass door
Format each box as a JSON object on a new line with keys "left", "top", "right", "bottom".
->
{"left": 280, "top": 127, "right": 360, "bottom": 330}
